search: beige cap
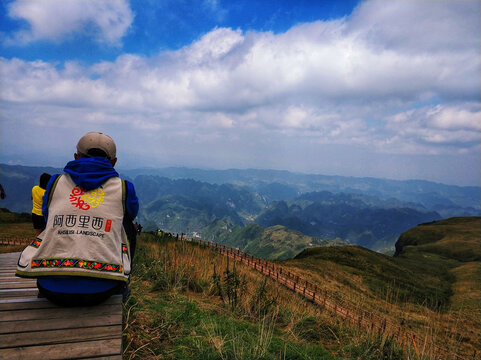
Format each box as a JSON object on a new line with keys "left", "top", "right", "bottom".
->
{"left": 76, "top": 132, "right": 116, "bottom": 160}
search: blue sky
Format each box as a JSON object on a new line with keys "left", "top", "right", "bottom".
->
{"left": 0, "top": 0, "right": 480, "bottom": 186}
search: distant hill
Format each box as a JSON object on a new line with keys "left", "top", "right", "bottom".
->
{"left": 394, "top": 217, "right": 481, "bottom": 261}
{"left": 0, "top": 164, "right": 62, "bottom": 213}
{"left": 121, "top": 166, "right": 480, "bottom": 218}
{"left": 0, "top": 208, "right": 31, "bottom": 224}
{"left": 135, "top": 175, "right": 263, "bottom": 233}
{"left": 255, "top": 191, "right": 442, "bottom": 251}
{"left": 288, "top": 216, "right": 481, "bottom": 312}
{"left": 1, "top": 163, "right": 479, "bottom": 253}
{"left": 277, "top": 217, "right": 481, "bottom": 356}
{"left": 202, "top": 219, "right": 347, "bottom": 260}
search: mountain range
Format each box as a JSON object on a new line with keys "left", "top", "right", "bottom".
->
{"left": 1, "top": 163, "right": 479, "bottom": 254}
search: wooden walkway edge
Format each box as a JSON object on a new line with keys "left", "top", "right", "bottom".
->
{"left": 0, "top": 252, "right": 123, "bottom": 360}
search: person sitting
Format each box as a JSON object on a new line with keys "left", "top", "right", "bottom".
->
{"left": 16, "top": 132, "right": 139, "bottom": 306}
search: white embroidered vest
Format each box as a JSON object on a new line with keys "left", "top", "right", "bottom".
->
{"left": 16, "top": 174, "right": 131, "bottom": 282}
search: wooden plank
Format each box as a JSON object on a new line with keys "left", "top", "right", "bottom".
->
{"left": 0, "top": 252, "right": 21, "bottom": 259}
{"left": 0, "top": 302, "right": 122, "bottom": 322}
{"left": 0, "top": 314, "right": 122, "bottom": 334}
{"left": 0, "top": 324, "right": 122, "bottom": 348}
{"left": 0, "top": 288, "right": 38, "bottom": 299}
{"left": 0, "top": 295, "right": 121, "bottom": 311}
{"left": 0, "top": 253, "right": 123, "bottom": 359}
{"left": 0, "top": 338, "right": 122, "bottom": 360}
{"left": 0, "top": 277, "right": 36, "bottom": 283}
{"left": 0, "top": 281, "right": 37, "bottom": 289}
{"left": 0, "top": 279, "right": 35, "bottom": 284}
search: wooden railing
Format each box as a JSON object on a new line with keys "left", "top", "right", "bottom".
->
{"left": 0, "top": 237, "right": 32, "bottom": 246}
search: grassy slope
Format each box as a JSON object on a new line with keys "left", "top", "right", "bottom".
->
{"left": 2, "top": 211, "right": 478, "bottom": 358}
{"left": 205, "top": 220, "right": 346, "bottom": 261}
{"left": 124, "top": 234, "right": 408, "bottom": 359}
{"left": 244, "top": 225, "right": 346, "bottom": 260}
{"left": 0, "top": 208, "right": 34, "bottom": 253}
{"left": 280, "top": 217, "right": 481, "bottom": 357}
{"left": 395, "top": 217, "right": 481, "bottom": 309}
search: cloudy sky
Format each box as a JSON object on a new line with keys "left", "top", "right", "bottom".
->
{"left": 0, "top": 0, "right": 480, "bottom": 186}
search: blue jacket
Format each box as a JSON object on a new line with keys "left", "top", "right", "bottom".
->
{"left": 39, "top": 157, "right": 139, "bottom": 295}
{"left": 43, "top": 157, "right": 139, "bottom": 221}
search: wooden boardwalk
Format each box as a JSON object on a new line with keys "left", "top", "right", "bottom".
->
{"left": 0, "top": 252, "right": 123, "bottom": 360}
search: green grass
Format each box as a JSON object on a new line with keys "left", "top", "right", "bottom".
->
{"left": 3, "top": 211, "right": 478, "bottom": 358}
{"left": 0, "top": 208, "right": 31, "bottom": 224}
{"left": 244, "top": 225, "right": 344, "bottom": 260}
{"left": 123, "top": 233, "right": 409, "bottom": 360}
{"left": 292, "top": 245, "right": 453, "bottom": 309}
{"left": 281, "top": 217, "right": 481, "bottom": 357}
{"left": 203, "top": 221, "right": 345, "bottom": 261}
{"left": 290, "top": 217, "right": 480, "bottom": 311}
{"left": 125, "top": 291, "right": 336, "bottom": 360}
{"left": 395, "top": 217, "right": 481, "bottom": 261}
{"left": 0, "top": 209, "right": 33, "bottom": 253}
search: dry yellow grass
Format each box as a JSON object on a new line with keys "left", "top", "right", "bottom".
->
{"left": 279, "top": 249, "right": 480, "bottom": 358}
{"left": 136, "top": 236, "right": 476, "bottom": 359}
{"left": 0, "top": 222, "right": 35, "bottom": 238}
{"left": 0, "top": 222, "right": 33, "bottom": 253}
{"left": 136, "top": 238, "right": 373, "bottom": 354}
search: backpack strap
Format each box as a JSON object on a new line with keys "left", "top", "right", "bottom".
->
{"left": 46, "top": 174, "right": 62, "bottom": 208}
{"left": 121, "top": 179, "right": 127, "bottom": 215}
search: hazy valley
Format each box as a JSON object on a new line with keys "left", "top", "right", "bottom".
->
{"left": 1, "top": 163, "right": 479, "bottom": 257}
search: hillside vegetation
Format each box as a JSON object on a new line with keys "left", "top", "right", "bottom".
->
{"left": 124, "top": 233, "right": 410, "bottom": 359}
{"left": 256, "top": 193, "right": 441, "bottom": 251}
{"left": 2, "top": 163, "right": 479, "bottom": 253}
{"left": 0, "top": 208, "right": 34, "bottom": 253}
{"left": 278, "top": 217, "right": 481, "bottom": 357}
{"left": 123, "top": 216, "right": 480, "bottom": 359}
{"left": 1, "top": 211, "right": 479, "bottom": 358}
{"left": 202, "top": 220, "right": 347, "bottom": 260}
{"left": 394, "top": 217, "right": 481, "bottom": 313}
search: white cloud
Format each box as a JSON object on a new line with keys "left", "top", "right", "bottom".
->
{"left": 347, "top": 0, "right": 480, "bottom": 53}
{"left": 428, "top": 105, "right": 481, "bottom": 130}
{"left": 6, "top": 0, "right": 133, "bottom": 45}
{"left": 383, "top": 104, "right": 481, "bottom": 154}
{"left": 0, "top": 0, "right": 480, "bottom": 184}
